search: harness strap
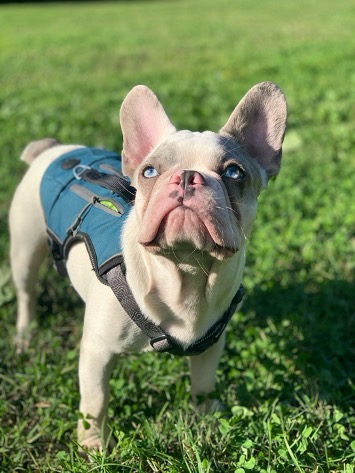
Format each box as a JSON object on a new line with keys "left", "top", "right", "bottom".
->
{"left": 78, "top": 167, "right": 136, "bottom": 202}
{"left": 106, "top": 264, "right": 244, "bottom": 356}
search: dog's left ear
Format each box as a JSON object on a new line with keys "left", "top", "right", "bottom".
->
{"left": 120, "top": 85, "right": 176, "bottom": 179}
{"left": 220, "top": 82, "right": 287, "bottom": 179}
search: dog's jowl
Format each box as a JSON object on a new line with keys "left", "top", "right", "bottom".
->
{"left": 9, "top": 82, "right": 287, "bottom": 450}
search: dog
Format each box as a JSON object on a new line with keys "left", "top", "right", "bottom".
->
{"left": 9, "top": 82, "right": 287, "bottom": 450}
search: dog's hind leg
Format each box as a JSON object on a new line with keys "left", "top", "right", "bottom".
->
{"left": 9, "top": 167, "right": 48, "bottom": 352}
{"left": 9, "top": 139, "right": 63, "bottom": 352}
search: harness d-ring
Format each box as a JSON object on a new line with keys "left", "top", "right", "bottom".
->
{"left": 73, "top": 164, "right": 91, "bottom": 180}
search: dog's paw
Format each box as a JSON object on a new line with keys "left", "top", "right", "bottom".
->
{"left": 196, "top": 398, "right": 226, "bottom": 415}
{"left": 78, "top": 418, "right": 104, "bottom": 453}
{"left": 14, "top": 333, "right": 30, "bottom": 354}
{"left": 79, "top": 437, "right": 103, "bottom": 454}
{"left": 77, "top": 417, "right": 115, "bottom": 454}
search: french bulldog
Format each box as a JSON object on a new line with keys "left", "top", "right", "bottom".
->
{"left": 9, "top": 82, "right": 287, "bottom": 450}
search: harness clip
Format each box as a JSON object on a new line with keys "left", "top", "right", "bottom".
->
{"left": 150, "top": 335, "right": 172, "bottom": 353}
{"left": 73, "top": 164, "right": 91, "bottom": 180}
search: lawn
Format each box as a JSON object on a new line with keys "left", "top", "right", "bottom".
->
{"left": 0, "top": 0, "right": 354, "bottom": 471}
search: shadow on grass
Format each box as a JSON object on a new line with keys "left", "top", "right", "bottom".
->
{"left": 229, "top": 278, "right": 355, "bottom": 410}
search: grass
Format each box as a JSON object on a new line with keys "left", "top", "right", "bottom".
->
{"left": 0, "top": 0, "right": 354, "bottom": 471}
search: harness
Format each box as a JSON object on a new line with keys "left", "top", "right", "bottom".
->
{"left": 40, "top": 147, "right": 244, "bottom": 356}
{"left": 40, "top": 147, "right": 135, "bottom": 281}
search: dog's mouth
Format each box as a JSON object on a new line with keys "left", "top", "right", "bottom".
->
{"left": 143, "top": 239, "right": 236, "bottom": 260}
{"left": 139, "top": 205, "right": 238, "bottom": 259}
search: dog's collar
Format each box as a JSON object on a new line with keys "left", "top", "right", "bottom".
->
{"left": 106, "top": 264, "right": 244, "bottom": 356}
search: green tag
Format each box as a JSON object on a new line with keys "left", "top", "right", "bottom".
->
{"left": 99, "top": 200, "right": 118, "bottom": 212}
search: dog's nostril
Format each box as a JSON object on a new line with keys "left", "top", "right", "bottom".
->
{"left": 181, "top": 170, "right": 205, "bottom": 188}
{"left": 169, "top": 170, "right": 205, "bottom": 189}
{"left": 169, "top": 170, "right": 183, "bottom": 185}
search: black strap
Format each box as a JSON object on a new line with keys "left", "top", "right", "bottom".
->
{"left": 46, "top": 229, "right": 69, "bottom": 278}
{"left": 106, "top": 265, "right": 244, "bottom": 356}
{"left": 80, "top": 168, "right": 136, "bottom": 202}
{"left": 183, "top": 286, "right": 244, "bottom": 355}
{"left": 106, "top": 265, "right": 173, "bottom": 352}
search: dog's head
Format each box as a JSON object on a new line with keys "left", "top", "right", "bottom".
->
{"left": 120, "top": 83, "right": 287, "bottom": 260}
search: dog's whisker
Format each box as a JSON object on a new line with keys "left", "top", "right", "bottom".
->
{"left": 195, "top": 258, "right": 210, "bottom": 277}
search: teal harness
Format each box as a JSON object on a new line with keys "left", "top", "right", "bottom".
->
{"left": 40, "top": 147, "right": 135, "bottom": 283}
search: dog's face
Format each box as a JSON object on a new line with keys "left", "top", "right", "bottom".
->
{"left": 120, "top": 83, "right": 287, "bottom": 261}
{"left": 130, "top": 131, "right": 263, "bottom": 260}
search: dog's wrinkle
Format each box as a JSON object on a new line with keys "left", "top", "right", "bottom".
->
{"left": 143, "top": 192, "right": 240, "bottom": 256}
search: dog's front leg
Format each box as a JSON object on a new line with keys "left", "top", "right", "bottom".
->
{"left": 77, "top": 331, "right": 115, "bottom": 451}
{"left": 189, "top": 333, "right": 226, "bottom": 413}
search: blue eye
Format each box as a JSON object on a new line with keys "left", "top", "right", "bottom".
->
{"left": 143, "top": 166, "right": 159, "bottom": 178}
{"left": 223, "top": 165, "right": 245, "bottom": 180}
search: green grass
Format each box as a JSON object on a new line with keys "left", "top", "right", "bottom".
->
{"left": 0, "top": 0, "right": 354, "bottom": 471}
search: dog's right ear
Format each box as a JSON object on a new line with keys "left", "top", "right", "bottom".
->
{"left": 219, "top": 82, "right": 287, "bottom": 179}
{"left": 120, "top": 85, "right": 176, "bottom": 179}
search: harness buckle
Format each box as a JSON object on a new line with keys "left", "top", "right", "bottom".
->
{"left": 73, "top": 164, "right": 91, "bottom": 180}
{"left": 150, "top": 335, "right": 172, "bottom": 353}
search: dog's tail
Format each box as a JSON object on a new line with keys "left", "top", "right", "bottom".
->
{"left": 20, "top": 138, "right": 60, "bottom": 165}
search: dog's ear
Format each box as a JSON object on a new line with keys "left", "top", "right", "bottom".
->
{"left": 120, "top": 85, "right": 176, "bottom": 178}
{"left": 219, "top": 82, "right": 287, "bottom": 179}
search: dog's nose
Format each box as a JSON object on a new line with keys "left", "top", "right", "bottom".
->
{"left": 169, "top": 170, "right": 205, "bottom": 190}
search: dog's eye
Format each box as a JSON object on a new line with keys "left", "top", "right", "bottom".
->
{"left": 223, "top": 165, "right": 245, "bottom": 180}
{"left": 142, "top": 166, "right": 159, "bottom": 178}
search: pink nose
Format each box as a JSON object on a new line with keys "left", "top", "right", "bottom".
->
{"left": 169, "top": 170, "right": 205, "bottom": 189}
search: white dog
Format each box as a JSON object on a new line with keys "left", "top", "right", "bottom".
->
{"left": 9, "top": 83, "right": 287, "bottom": 450}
